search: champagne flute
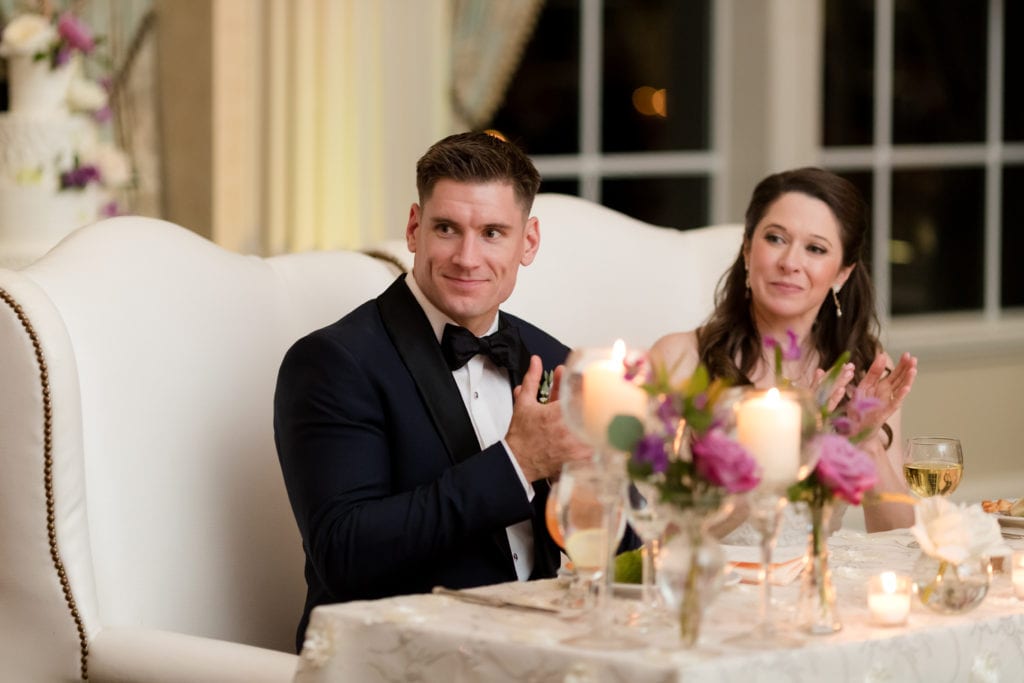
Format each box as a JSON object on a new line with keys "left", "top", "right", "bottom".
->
{"left": 903, "top": 437, "right": 964, "bottom": 497}
{"left": 623, "top": 480, "right": 670, "bottom": 622}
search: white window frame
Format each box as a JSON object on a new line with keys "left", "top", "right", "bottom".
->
{"left": 817, "top": 0, "right": 1024, "bottom": 360}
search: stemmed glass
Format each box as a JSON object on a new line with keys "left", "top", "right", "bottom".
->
{"left": 623, "top": 479, "right": 671, "bottom": 624}
{"left": 729, "top": 387, "right": 818, "bottom": 648}
{"left": 903, "top": 437, "right": 964, "bottom": 498}
{"left": 557, "top": 458, "right": 631, "bottom": 647}
{"left": 557, "top": 342, "right": 646, "bottom": 648}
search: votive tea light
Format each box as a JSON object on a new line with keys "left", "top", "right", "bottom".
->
{"left": 867, "top": 571, "right": 912, "bottom": 626}
{"left": 1012, "top": 551, "right": 1024, "bottom": 600}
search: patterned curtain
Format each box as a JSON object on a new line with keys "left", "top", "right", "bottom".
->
{"left": 450, "top": 0, "right": 544, "bottom": 130}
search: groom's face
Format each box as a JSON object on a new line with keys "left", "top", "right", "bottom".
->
{"left": 406, "top": 179, "right": 539, "bottom": 336}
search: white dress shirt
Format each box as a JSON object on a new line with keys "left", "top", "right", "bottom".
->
{"left": 405, "top": 277, "right": 535, "bottom": 581}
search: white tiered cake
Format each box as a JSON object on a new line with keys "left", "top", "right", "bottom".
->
{"left": 1, "top": 18, "right": 114, "bottom": 269}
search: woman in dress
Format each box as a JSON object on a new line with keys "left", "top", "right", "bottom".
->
{"left": 650, "top": 167, "right": 916, "bottom": 543}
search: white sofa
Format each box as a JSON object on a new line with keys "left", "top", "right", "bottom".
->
{"left": 0, "top": 194, "right": 741, "bottom": 681}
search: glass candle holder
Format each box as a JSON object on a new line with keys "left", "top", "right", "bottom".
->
{"left": 1012, "top": 551, "right": 1024, "bottom": 600}
{"left": 867, "top": 572, "right": 912, "bottom": 626}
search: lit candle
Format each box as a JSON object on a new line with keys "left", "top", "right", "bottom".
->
{"left": 735, "top": 388, "right": 801, "bottom": 490}
{"left": 581, "top": 340, "right": 647, "bottom": 446}
{"left": 867, "top": 571, "right": 912, "bottom": 626}
{"left": 1012, "top": 551, "right": 1024, "bottom": 600}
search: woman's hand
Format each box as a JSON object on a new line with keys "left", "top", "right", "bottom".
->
{"left": 852, "top": 351, "right": 918, "bottom": 434}
{"left": 812, "top": 362, "right": 855, "bottom": 413}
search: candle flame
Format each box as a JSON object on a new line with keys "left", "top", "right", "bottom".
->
{"left": 765, "top": 387, "right": 780, "bottom": 403}
{"left": 612, "top": 339, "right": 627, "bottom": 364}
{"left": 880, "top": 571, "right": 897, "bottom": 593}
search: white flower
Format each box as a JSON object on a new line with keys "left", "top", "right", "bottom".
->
{"left": 0, "top": 14, "right": 57, "bottom": 57}
{"left": 911, "top": 497, "right": 1009, "bottom": 564}
{"left": 68, "top": 76, "right": 108, "bottom": 112}
{"left": 80, "top": 141, "right": 132, "bottom": 188}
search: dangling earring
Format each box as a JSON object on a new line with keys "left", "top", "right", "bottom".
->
{"left": 832, "top": 285, "right": 843, "bottom": 318}
{"left": 744, "top": 269, "right": 751, "bottom": 299}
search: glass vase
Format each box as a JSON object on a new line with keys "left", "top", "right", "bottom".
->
{"left": 655, "top": 505, "right": 727, "bottom": 648}
{"left": 913, "top": 553, "right": 991, "bottom": 614}
{"left": 797, "top": 501, "right": 841, "bottom": 634}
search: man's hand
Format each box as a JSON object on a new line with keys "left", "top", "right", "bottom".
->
{"left": 506, "top": 355, "right": 592, "bottom": 482}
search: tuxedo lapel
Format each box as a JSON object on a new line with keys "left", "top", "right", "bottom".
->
{"left": 499, "top": 312, "right": 532, "bottom": 390}
{"left": 377, "top": 276, "right": 480, "bottom": 465}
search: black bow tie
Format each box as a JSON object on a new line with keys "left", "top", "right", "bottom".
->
{"left": 440, "top": 323, "right": 522, "bottom": 375}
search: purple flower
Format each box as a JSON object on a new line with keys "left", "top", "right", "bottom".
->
{"left": 783, "top": 329, "right": 801, "bottom": 360}
{"left": 93, "top": 105, "right": 113, "bottom": 123}
{"left": 830, "top": 416, "right": 853, "bottom": 436}
{"left": 655, "top": 396, "right": 679, "bottom": 434}
{"left": 691, "top": 429, "right": 759, "bottom": 493}
{"left": 634, "top": 434, "right": 669, "bottom": 474}
{"left": 60, "top": 164, "right": 102, "bottom": 189}
{"left": 54, "top": 45, "right": 72, "bottom": 66}
{"left": 100, "top": 200, "right": 121, "bottom": 218}
{"left": 812, "top": 434, "right": 878, "bottom": 505}
{"left": 57, "top": 12, "right": 95, "bottom": 54}
{"left": 848, "top": 386, "right": 882, "bottom": 421}
{"left": 622, "top": 353, "right": 647, "bottom": 382}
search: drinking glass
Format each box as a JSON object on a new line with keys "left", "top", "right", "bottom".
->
{"left": 903, "top": 437, "right": 964, "bottom": 497}
{"left": 557, "top": 458, "right": 636, "bottom": 648}
{"left": 623, "top": 480, "right": 671, "bottom": 624}
{"left": 545, "top": 479, "right": 587, "bottom": 610}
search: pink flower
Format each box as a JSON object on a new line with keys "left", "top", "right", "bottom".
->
{"left": 812, "top": 434, "right": 878, "bottom": 505}
{"left": 692, "top": 429, "right": 759, "bottom": 493}
{"left": 57, "top": 12, "right": 94, "bottom": 54}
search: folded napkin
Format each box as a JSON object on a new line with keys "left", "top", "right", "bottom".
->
{"left": 722, "top": 545, "right": 806, "bottom": 586}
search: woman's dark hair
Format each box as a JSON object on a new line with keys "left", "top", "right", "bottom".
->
{"left": 698, "top": 167, "right": 881, "bottom": 390}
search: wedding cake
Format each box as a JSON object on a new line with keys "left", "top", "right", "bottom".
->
{"left": 0, "top": 11, "right": 128, "bottom": 268}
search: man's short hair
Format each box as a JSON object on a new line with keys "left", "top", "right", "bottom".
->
{"left": 415, "top": 132, "right": 541, "bottom": 213}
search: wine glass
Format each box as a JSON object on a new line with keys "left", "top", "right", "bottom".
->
{"left": 728, "top": 387, "right": 819, "bottom": 648}
{"left": 903, "top": 437, "right": 964, "bottom": 498}
{"left": 623, "top": 480, "right": 671, "bottom": 624}
{"left": 545, "top": 479, "right": 587, "bottom": 610}
{"left": 557, "top": 458, "right": 635, "bottom": 649}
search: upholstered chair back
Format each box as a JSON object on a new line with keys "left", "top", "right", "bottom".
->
{"left": 0, "top": 217, "right": 398, "bottom": 681}
{"left": 369, "top": 193, "right": 744, "bottom": 350}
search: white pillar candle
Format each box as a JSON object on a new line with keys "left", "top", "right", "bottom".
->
{"left": 867, "top": 572, "right": 912, "bottom": 626}
{"left": 736, "top": 388, "right": 801, "bottom": 490}
{"left": 1012, "top": 551, "right": 1024, "bottom": 600}
{"left": 581, "top": 340, "right": 647, "bottom": 447}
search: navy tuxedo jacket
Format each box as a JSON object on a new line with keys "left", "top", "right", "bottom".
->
{"left": 275, "top": 276, "right": 576, "bottom": 651}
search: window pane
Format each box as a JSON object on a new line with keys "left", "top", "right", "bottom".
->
{"left": 892, "top": 0, "right": 987, "bottom": 144}
{"left": 1003, "top": 166, "right": 1024, "bottom": 307}
{"left": 601, "top": 0, "right": 710, "bottom": 152}
{"left": 489, "top": 0, "right": 580, "bottom": 155}
{"left": 601, "top": 176, "right": 708, "bottom": 230}
{"left": 539, "top": 178, "right": 580, "bottom": 197}
{"left": 891, "top": 168, "right": 984, "bottom": 314}
{"left": 823, "top": 0, "right": 874, "bottom": 147}
{"left": 1005, "top": 0, "right": 1024, "bottom": 141}
{"left": 833, "top": 171, "right": 874, "bottom": 274}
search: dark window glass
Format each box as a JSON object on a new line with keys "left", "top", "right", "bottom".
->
{"left": 892, "top": 0, "right": 987, "bottom": 144}
{"left": 833, "top": 171, "right": 874, "bottom": 274}
{"left": 601, "top": 176, "right": 708, "bottom": 230}
{"left": 601, "top": 0, "right": 710, "bottom": 152}
{"left": 489, "top": 0, "right": 580, "bottom": 155}
{"left": 823, "top": 0, "right": 875, "bottom": 147}
{"left": 1005, "top": 0, "right": 1024, "bottom": 141}
{"left": 539, "top": 178, "right": 580, "bottom": 197}
{"left": 890, "top": 168, "right": 984, "bottom": 314}
{"left": 1003, "top": 166, "right": 1024, "bottom": 307}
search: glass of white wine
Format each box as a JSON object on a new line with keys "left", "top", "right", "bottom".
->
{"left": 903, "top": 437, "right": 964, "bottom": 497}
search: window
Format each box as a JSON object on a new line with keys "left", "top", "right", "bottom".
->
{"left": 821, "top": 0, "right": 1023, "bottom": 321}
{"left": 490, "top": 0, "right": 716, "bottom": 230}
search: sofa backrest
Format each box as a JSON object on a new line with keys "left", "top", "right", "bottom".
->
{"left": 370, "top": 193, "right": 744, "bottom": 350}
{"left": 0, "top": 217, "right": 398, "bottom": 679}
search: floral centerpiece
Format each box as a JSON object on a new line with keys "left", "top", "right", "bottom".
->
{"left": 910, "top": 497, "right": 1009, "bottom": 613}
{"left": 0, "top": 9, "right": 98, "bottom": 69}
{"left": 757, "top": 331, "right": 881, "bottom": 633}
{"left": 606, "top": 356, "right": 760, "bottom": 646}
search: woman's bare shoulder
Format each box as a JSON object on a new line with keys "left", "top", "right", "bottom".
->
{"left": 649, "top": 330, "right": 700, "bottom": 380}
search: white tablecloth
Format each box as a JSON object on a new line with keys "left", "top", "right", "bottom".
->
{"left": 293, "top": 529, "right": 1024, "bottom": 682}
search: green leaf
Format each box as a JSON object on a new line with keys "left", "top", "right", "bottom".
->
{"left": 607, "top": 414, "right": 644, "bottom": 452}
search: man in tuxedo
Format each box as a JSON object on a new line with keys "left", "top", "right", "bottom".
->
{"left": 275, "top": 132, "right": 620, "bottom": 652}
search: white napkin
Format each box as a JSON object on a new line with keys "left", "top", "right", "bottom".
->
{"left": 722, "top": 544, "right": 806, "bottom": 585}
